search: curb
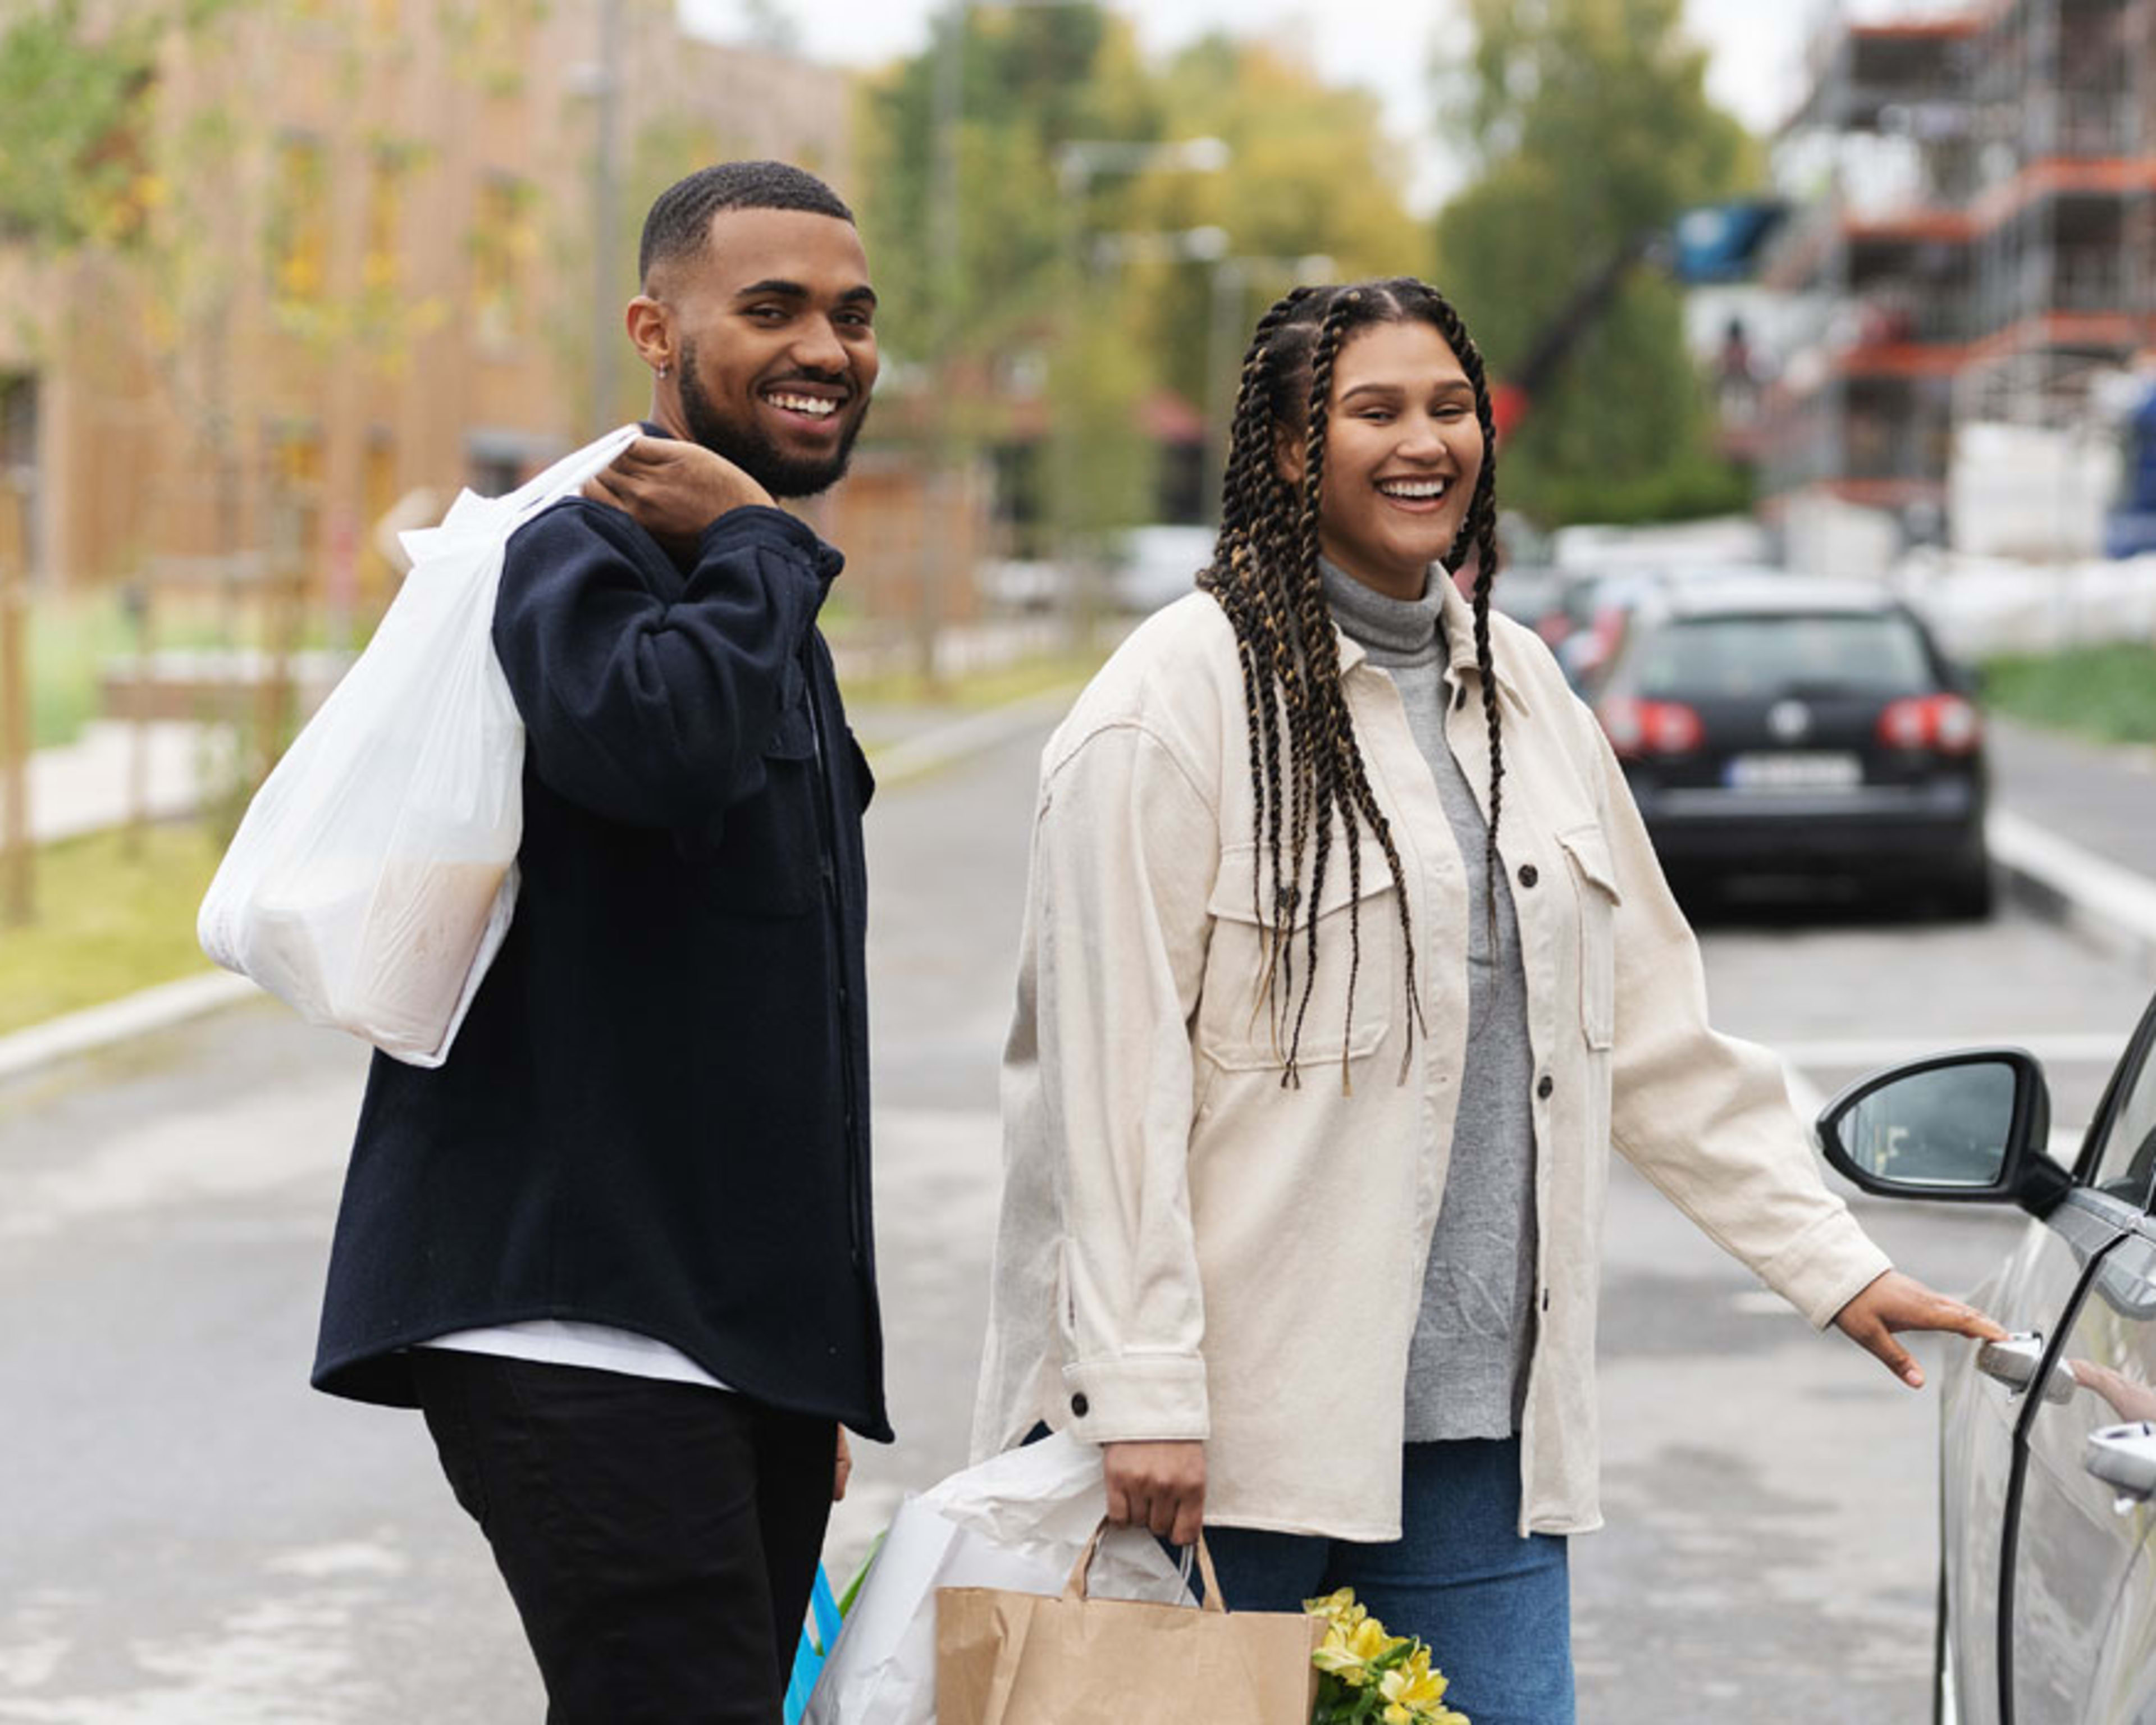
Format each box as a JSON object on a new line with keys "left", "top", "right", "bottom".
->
{"left": 0, "top": 970, "right": 264, "bottom": 1087}
{"left": 0, "top": 692, "right": 1080, "bottom": 1089}
{"left": 862, "top": 684, "right": 1077, "bottom": 787}
{"left": 1991, "top": 807, "right": 2156, "bottom": 978}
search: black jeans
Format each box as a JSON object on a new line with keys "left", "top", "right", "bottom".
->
{"left": 411, "top": 1349, "right": 835, "bottom": 1725}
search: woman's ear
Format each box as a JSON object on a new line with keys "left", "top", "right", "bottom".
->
{"left": 1274, "top": 425, "right": 1306, "bottom": 487}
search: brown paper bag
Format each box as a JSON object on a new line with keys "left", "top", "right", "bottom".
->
{"left": 935, "top": 1520, "right": 1324, "bottom": 1724}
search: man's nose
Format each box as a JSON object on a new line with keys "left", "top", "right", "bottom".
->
{"left": 788, "top": 315, "right": 848, "bottom": 376}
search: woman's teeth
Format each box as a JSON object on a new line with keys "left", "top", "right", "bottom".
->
{"left": 1378, "top": 480, "right": 1447, "bottom": 499}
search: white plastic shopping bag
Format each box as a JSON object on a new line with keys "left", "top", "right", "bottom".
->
{"left": 198, "top": 425, "right": 642, "bottom": 1067}
{"left": 804, "top": 1432, "right": 1194, "bottom": 1725}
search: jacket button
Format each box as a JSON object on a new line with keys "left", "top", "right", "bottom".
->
{"left": 1071, "top": 1393, "right": 1090, "bottom": 1418}
{"left": 1517, "top": 863, "right": 1539, "bottom": 888}
{"left": 1536, "top": 1074, "right": 1555, "bottom": 1101}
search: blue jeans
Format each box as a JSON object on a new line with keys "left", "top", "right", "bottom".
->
{"left": 1200, "top": 1439, "right": 1573, "bottom": 1725}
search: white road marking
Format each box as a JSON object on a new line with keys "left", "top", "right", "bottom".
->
{"left": 1765, "top": 1032, "right": 2126, "bottom": 1068}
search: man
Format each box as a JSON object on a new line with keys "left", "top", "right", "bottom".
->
{"left": 311, "top": 160, "right": 887, "bottom": 1723}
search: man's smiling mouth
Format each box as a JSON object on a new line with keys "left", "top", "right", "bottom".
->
{"left": 764, "top": 390, "right": 841, "bottom": 419}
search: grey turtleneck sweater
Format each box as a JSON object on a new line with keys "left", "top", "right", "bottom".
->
{"left": 1321, "top": 559, "right": 1538, "bottom": 1442}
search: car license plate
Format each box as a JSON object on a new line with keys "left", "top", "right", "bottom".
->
{"left": 1723, "top": 752, "right": 1862, "bottom": 792}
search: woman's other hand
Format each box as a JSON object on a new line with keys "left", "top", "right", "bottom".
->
{"left": 1832, "top": 1269, "right": 2007, "bottom": 1388}
{"left": 1102, "top": 1440, "right": 1206, "bottom": 1546}
{"left": 833, "top": 1426, "right": 852, "bottom": 1503}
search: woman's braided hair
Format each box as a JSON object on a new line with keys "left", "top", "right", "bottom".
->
{"left": 1196, "top": 278, "right": 1505, "bottom": 1090}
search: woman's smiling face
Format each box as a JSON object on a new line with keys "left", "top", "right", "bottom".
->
{"left": 1294, "top": 318, "right": 1484, "bottom": 601}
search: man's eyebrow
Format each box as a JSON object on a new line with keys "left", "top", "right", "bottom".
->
{"left": 732, "top": 279, "right": 879, "bottom": 310}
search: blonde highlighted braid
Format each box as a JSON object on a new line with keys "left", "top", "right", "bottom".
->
{"left": 1195, "top": 279, "right": 1505, "bottom": 1089}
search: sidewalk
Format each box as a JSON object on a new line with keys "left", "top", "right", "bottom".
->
{"left": 24, "top": 719, "right": 219, "bottom": 845}
{"left": 1985, "top": 717, "right": 2156, "bottom": 977}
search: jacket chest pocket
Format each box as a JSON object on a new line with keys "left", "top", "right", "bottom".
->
{"left": 1556, "top": 823, "right": 1621, "bottom": 1049}
{"left": 695, "top": 697, "right": 823, "bottom": 917}
{"left": 1197, "top": 836, "right": 1399, "bottom": 1073}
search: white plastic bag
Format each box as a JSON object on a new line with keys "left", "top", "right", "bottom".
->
{"left": 198, "top": 425, "right": 643, "bottom": 1067}
{"left": 805, "top": 1433, "right": 1194, "bottom": 1725}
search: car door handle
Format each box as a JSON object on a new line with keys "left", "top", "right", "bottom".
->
{"left": 2084, "top": 1421, "right": 2156, "bottom": 1509}
{"left": 1976, "top": 1333, "right": 2076, "bottom": 1403}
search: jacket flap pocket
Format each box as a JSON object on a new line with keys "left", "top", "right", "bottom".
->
{"left": 1556, "top": 823, "right": 1622, "bottom": 902}
{"left": 765, "top": 697, "right": 816, "bottom": 761}
{"left": 1207, "top": 834, "right": 1400, "bottom": 926}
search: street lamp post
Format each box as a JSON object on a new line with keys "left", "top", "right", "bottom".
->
{"left": 921, "top": 4, "right": 1228, "bottom": 656}
{"left": 1050, "top": 138, "right": 1231, "bottom": 643}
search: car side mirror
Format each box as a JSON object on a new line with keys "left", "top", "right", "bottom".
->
{"left": 1817, "top": 1048, "right": 2072, "bottom": 1217}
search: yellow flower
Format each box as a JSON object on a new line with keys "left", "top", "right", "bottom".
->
{"left": 1304, "top": 1587, "right": 1368, "bottom": 1632}
{"left": 1312, "top": 1615, "right": 1395, "bottom": 1687}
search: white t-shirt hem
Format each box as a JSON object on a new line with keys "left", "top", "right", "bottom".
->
{"left": 414, "top": 1320, "right": 733, "bottom": 1391}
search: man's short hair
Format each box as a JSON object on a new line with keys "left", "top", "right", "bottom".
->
{"left": 638, "top": 161, "right": 855, "bottom": 285}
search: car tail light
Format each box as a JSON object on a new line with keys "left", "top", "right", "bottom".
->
{"left": 1878, "top": 694, "right": 1982, "bottom": 755}
{"left": 1601, "top": 697, "right": 1705, "bottom": 758}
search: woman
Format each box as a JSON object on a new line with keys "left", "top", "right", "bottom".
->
{"left": 970, "top": 279, "right": 2001, "bottom": 1721}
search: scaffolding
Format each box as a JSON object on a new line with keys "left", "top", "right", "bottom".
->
{"left": 1761, "top": 0, "right": 2156, "bottom": 533}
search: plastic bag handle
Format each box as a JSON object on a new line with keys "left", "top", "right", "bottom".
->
{"left": 503, "top": 423, "right": 642, "bottom": 525}
{"left": 1062, "top": 1516, "right": 1226, "bottom": 1614}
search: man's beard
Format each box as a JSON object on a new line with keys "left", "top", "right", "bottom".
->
{"left": 677, "top": 339, "right": 868, "bottom": 500}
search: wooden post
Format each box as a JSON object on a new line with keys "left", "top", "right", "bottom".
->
{"left": 122, "top": 576, "right": 152, "bottom": 859}
{"left": 256, "top": 490, "right": 302, "bottom": 791}
{"left": 0, "top": 476, "right": 32, "bottom": 926}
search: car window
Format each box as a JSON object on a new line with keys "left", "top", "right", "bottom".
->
{"left": 2092, "top": 1025, "right": 2156, "bottom": 1207}
{"left": 1635, "top": 613, "right": 1933, "bottom": 699}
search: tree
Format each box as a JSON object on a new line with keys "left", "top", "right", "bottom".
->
{"left": 1431, "top": 0, "right": 1761, "bottom": 524}
{"left": 1125, "top": 35, "right": 1429, "bottom": 416}
{"left": 0, "top": 0, "right": 167, "bottom": 259}
{"left": 854, "top": 13, "right": 1426, "bottom": 541}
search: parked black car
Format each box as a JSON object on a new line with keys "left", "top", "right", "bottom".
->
{"left": 1592, "top": 576, "right": 1991, "bottom": 915}
{"left": 1818, "top": 997, "right": 2156, "bottom": 1724}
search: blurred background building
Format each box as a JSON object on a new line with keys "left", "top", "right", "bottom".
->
{"left": 0, "top": 0, "right": 855, "bottom": 611}
{"left": 1757, "top": 0, "right": 2156, "bottom": 562}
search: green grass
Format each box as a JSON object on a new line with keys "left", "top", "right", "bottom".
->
{"left": 26, "top": 588, "right": 372, "bottom": 751}
{"left": 28, "top": 590, "right": 133, "bottom": 749}
{"left": 842, "top": 646, "right": 1110, "bottom": 713}
{"left": 0, "top": 823, "right": 223, "bottom": 1037}
{"left": 1980, "top": 643, "right": 2156, "bottom": 745}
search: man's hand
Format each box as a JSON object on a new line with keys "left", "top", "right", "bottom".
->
{"left": 1102, "top": 1440, "right": 1205, "bottom": 1546}
{"left": 579, "top": 437, "right": 773, "bottom": 553}
{"left": 834, "top": 1427, "right": 853, "bottom": 1504}
{"left": 1833, "top": 1269, "right": 2007, "bottom": 1388}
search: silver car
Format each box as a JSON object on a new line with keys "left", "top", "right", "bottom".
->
{"left": 1818, "top": 1002, "right": 2156, "bottom": 1723}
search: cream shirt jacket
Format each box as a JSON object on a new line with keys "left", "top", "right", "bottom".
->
{"left": 970, "top": 583, "right": 1892, "bottom": 1540}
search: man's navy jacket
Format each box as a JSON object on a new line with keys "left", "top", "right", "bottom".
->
{"left": 312, "top": 494, "right": 890, "bottom": 1441}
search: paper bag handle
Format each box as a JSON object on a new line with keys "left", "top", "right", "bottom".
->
{"left": 1063, "top": 1517, "right": 1227, "bottom": 1614}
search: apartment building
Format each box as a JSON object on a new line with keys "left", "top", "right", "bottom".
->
{"left": 0, "top": 0, "right": 851, "bottom": 607}
{"left": 1757, "top": 0, "right": 2156, "bottom": 546}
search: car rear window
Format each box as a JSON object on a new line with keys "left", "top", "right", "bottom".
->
{"left": 1635, "top": 613, "right": 1933, "bottom": 699}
